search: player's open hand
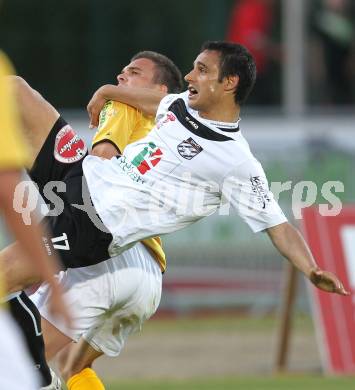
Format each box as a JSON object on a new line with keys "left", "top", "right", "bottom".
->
{"left": 87, "top": 85, "right": 108, "bottom": 129}
{"left": 310, "top": 268, "right": 350, "bottom": 295}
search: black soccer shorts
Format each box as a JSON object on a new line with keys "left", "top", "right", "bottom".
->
{"left": 29, "top": 117, "right": 113, "bottom": 269}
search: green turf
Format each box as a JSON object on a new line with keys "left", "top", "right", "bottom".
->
{"left": 106, "top": 376, "right": 355, "bottom": 390}
{"left": 141, "top": 313, "right": 314, "bottom": 334}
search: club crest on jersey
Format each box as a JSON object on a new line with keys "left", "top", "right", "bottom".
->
{"left": 177, "top": 137, "right": 203, "bottom": 160}
{"left": 54, "top": 125, "right": 87, "bottom": 163}
{"left": 131, "top": 142, "right": 162, "bottom": 174}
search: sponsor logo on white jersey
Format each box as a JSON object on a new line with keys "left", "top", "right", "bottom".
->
{"left": 184, "top": 116, "right": 199, "bottom": 129}
{"left": 157, "top": 112, "right": 176, "bottom": 129}
{"left": 250, "top": 176, "right": 271, "bottom": 209}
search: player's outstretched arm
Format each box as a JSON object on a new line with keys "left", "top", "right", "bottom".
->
{"left": 87, "top": 84, "right": 166, "bottom": 128}
{"left": 266, "top": 222, "right": 350, "bottom": 295}
{"left": 0, "top": 170, "right": 72, "bottom": 326}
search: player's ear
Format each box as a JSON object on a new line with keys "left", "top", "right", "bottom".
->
{"left": 224, "top": 75, "right": 239, "bottom": 93}
{"left": 156, "top": 84, "right": 168, "bottom": 94}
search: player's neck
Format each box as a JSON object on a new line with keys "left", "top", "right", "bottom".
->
{"left": 198, "top": 102, "right": 240, "bottom": 123}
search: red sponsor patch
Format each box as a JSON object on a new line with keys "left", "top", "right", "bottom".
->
{"left": 137, "top": 148, "right": 163, "bottom": 174}
{"left": 54, "top": 125, "right": 87, "bottom": 163}
{"left": 157, "top": 111, "right": 176, "bottom": 129}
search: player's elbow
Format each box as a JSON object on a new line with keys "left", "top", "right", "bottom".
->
{"left": 91, "top": 142, "right": 121, "bottom": 159}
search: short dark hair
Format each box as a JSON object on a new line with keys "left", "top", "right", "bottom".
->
{"left": 131, "top": 51, "right": 183, "bottom": 94}
{"left": 201, "top": 41, "right": 256, "bottom": 105}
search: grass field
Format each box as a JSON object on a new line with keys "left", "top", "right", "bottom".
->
{"left": 106, "top": 376, "right": 355, "bottom": 390}
{"left": 91, "top": 314, "right": 355, "bottom": 389}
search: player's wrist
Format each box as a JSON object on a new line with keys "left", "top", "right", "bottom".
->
{"left": 309, "top": 266, "right": 322, "bottom": 281}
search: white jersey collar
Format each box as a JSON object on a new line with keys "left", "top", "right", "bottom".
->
{"left": 197, "top": 115, "right": 241, "bottom": 131}
{"left": 181, "top": 91, "right": 240, "bottom": 132}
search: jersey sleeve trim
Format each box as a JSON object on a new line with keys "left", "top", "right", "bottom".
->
{"left": 92, "top": 139, "right": 122, "bottom": 154}
{"left": 250, "top": 216, "right": 288, "bottom": 233}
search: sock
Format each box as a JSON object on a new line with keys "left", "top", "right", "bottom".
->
{"left": 67, "top": 368, "right": 105, "bottom": 390}
{"left": 8, "top": 291, "right": 52, "bottom": 386}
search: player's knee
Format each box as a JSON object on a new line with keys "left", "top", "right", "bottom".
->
{"left": 9, "top": 75, "right": 32, "bottom": 99}
{"left": 8, "top": 74, "right": 26, "bottom": 88}
{"left": 0, "top": 247, "right": 40, "bottom": 293}
{"left": 58, "top": 363, "right": 70, "bottom": 382}
{"left": 0, "top": 250, "right": 18, "bottom": 292}
{"left": 8, "top": 76, "right": 38, "bottom": 119}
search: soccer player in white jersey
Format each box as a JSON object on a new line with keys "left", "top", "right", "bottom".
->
{"left": 0, "top": 41, "right": 349, "bottom": 371}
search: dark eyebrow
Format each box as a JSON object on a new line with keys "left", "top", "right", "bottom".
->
{"left": 122, "top": 66, "right": 142, "bottom": 73}
{"left": 194, "top": 61, "right": 207, "bottom": 69}
{"left": 126, "top": 66, "right": 142, "bottom": 72}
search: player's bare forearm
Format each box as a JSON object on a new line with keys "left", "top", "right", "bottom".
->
{"left": 0, "top": 170, "right": 60, "bottom": 285}
{"left": 266, "top": 222, "right": 349, "bottom": 295}
{"left": 87, "top": 84, "right": 165, "bottom": 127}
{"left": 266, "top": 222, "right": 317, "bottom": 277}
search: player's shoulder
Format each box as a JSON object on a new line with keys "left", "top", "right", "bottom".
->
{"left": 139, "top": 112, "right": 155, "bottom": 128}
{"left": 224, "top": 133, "right": 261, "bottom": 167}
{"left": 99, "top": 100, "right": 140, "bottom": 126}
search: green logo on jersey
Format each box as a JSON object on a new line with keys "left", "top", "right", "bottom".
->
{"left": 98, "top": 101, "right": 116, "bottom": 129}
{"left": 131, "top": 142, "right": 162, "bottom": 174}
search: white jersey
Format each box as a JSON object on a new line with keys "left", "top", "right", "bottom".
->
{"left": 83, "top": 91, "right": 287, "bottom": 256}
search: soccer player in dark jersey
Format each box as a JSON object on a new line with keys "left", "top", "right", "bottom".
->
{"left": 3, "top": 51, "right": 182, "bottom": 390}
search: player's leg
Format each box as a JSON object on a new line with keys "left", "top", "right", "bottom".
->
{"left": 0, "top": 204, "right": 70, "bottom": 386}
{"left": 56, "top": 339, "right": 104, "bottom": 390}
{"left": 4, "top": 290, "right": 54, "bottom": 388}
{"left": 3, "top": 79, "right": 89, "bottom": 387}
{"left": 34, "top": 244, "right": 161, "bottom": 389}
{"left": 41, "top": 317, "right": 73, "bottom": 358}
{"left": 0, "top": 238, "right": 54, "bottom": 387}
{"left": 8, "top": 291, "right": 53, "bottom": 387}
{"left": 31, "top": 264, "right": 110, "bottom": 389}
{"left": 60, "top": 243, "right": 162, "bottom": 389}
{"left": 0, "top": 309, "right": 40, "bottom": 390}
{"left": 12, "top": 76, "right": 88, "bottom": 193}
{"left": 0, "top": 243, "right": 53, "bottom": 387}
{"left": 11, "top": 76, "right": 60, "bottom": 168}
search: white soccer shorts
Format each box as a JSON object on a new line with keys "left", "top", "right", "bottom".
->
{"left": 0, "top": 309, "right": 40, "bottom": 389}
{"left": 31, "top": 242, "right": 162, "bottom": 357}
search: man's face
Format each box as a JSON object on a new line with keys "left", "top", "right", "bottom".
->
{"left": 117, "top": 58, "right": 158, "bottom": 89}
{"left": 184, "top": 50, "right": 225, "bottom": 113}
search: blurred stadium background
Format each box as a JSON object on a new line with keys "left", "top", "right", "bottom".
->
{"left": 1, "top": 0, "right": 354, "bottom": 388}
